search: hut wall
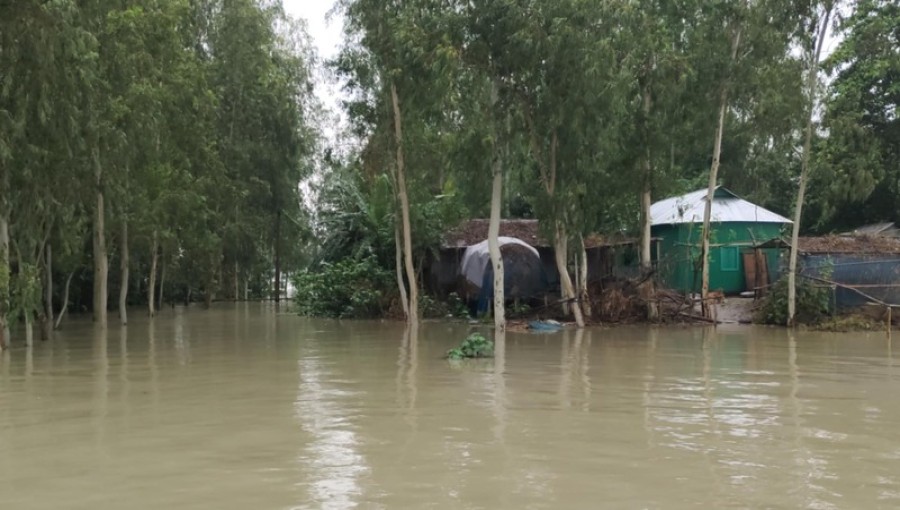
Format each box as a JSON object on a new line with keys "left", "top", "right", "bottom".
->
{"left": 424, "top": 248, "right": 465, "bottom": 298}
{"left": 653, "top": 221, "right": 787, "bottom": 294}
{"left": 586, "top": 247, "right": 610, "bottom": 282}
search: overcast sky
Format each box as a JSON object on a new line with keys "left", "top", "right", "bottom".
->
{"left": 283, "top": 0, "right": 342, "bottom": 59}
{"left": 282, "top": 0, "right": 345, "bottom": 144}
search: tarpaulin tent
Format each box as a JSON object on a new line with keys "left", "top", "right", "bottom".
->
{"left": 460, "top": 237, "right": 548, "bottom": 314}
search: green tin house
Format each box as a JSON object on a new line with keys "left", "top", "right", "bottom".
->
{"left": 651, "top": 187, "right": 791, "bottom": 294}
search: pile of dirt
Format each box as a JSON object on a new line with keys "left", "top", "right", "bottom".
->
{"left": 799, "top": 235, "right": 900, "bottom": 254}
{"left": 443, "top": 219, "right": 638, "bottom": 249}
{"left": 443, "top": 219, "right": 549, "bottom": 247}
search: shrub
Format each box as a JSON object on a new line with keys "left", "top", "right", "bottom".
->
{"left": 293, "top": 256, "right": 394, "bottom": 318}
{"left": 421, "top": 292, "right": 470, "bottom": 319}
{"left": 755, "top": 276, "right": 832, "bottom": 325}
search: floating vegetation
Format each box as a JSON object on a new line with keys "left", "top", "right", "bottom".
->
{"left": 447, "top": 333, "right": 494, "bottom": 360}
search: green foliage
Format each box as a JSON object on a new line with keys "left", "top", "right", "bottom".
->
{"left": 446, "top": 332, "right": 493, "bottom": 360}
{"left": 293, "top": 256, "right": 394, "bottom": 319}
{"left": 9, "top": 264, "right": 42, "bottom": 327}
{"left": 0, "top": 0, "right": 320, "bottom": 328}
{"left": 509, "top": 301, "right": 531, "bottom": 316}
{"left": 2, "top": 0, "right": 896, "bottom": 333}
{"left": 756, "top": 276, "right": 832, "bottom": 325}
{"left": 808, "top": 0, "right": 900, "bottom": 231}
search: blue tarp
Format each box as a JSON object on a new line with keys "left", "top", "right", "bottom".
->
{"left": 475, "top": 247, "right": 549, "bottom": 315}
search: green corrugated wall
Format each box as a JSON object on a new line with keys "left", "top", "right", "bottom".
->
{"left": 652, "top": 222, "right": 786, "bottom": 294}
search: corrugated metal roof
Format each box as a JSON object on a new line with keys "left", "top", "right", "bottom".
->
{"left": 650, "top": 187, "right": 792, "bottom": 226}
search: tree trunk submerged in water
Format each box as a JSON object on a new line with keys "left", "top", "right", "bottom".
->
{"left": 92, "top": 148, "right": 108, "bottom": 325}
{"left": 640, "top": 80, "right": 658, "bottom": 321}
{"left": 1, "top": 198, "right": 10, "bottom": 349}
{"left": 233, "top": 261, "right": 239, "bottom": 302}
{"left": 55, "top": 271, "right": 74, "bottom": 330}
{"left": 158, "top": 257, "right": 167, "bottom": 311}
{"left": 273, "top": 210, "right": 281, "bottom": 303}
{"left": 524, "top": 126, "right": 584, "bottom": 328}
{"left": 488, "top": 78, "right": 506, "bottom": 331}
{"left": 43, "top": 244, "right": 53, "bottom": 340}
{"left": 391, "top": 81, "right": 418, "bottom": 323}
{"left": 25, "top": 313, "right": 33, "bottom": 347}
{"left": 641, "top": 188, "right": 658, "bottom": 321}
{"left": 394, "top": 224, "right": 410, "bottom": 319}
{"left": 578, "top": 235, "right": 591, "bottom": 318}
{"left": 554, "top": 222, "right": 585, "bottom": 328}
{"left": 148, "top": 231, "right": 158, "bottom": 318}
{"left": 119, "top": 220, "right": 129, "bottom": 326}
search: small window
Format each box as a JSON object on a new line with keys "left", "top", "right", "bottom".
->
{"left": 720, "top": 247, "right": 739, "bottom": 272}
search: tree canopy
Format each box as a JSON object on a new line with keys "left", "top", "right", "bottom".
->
{"left": 2, "top": 0, "right": 897, "bottom": 338}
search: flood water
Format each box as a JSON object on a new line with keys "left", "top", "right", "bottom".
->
{"left": 2, "top": 303, "right": 900, "bottom": 509}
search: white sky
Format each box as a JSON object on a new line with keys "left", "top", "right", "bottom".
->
{"left": 282, "top": 0, "right": 346, "bottom": 147}
{"left": 282, "top": 0, "right": 342, "bottom": 58}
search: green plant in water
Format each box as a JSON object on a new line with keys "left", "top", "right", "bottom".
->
{"left": 447, "top": 332, "right": 494, "bottom": 360}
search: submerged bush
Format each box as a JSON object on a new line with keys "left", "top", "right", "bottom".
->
{"left": 421, "top": 292, "right": 469, "bottom": 319}
{"left": 755, "top": 276, "right": 832, "bottom": 325}
{"left": 814, "top": 315, "right": 880, "bottom": 332}
{"left": 447, "top": 332, "right": 493, "bottom": 360}
{"left": 293, "top": 256, "right": 394, "bottom": 318}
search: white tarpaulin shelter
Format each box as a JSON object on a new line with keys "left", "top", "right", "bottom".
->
{"left": 460, "top": 236, "right": 539, "bottom": 287}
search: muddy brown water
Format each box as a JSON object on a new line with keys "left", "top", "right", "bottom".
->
{"left": 2, "top": 303, "right": 900, "bottom": 509}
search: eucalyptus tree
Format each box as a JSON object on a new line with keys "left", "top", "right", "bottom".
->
{"left": 0, "top": 0, "right": 92, "bottom": 345}
{"left": 617, "top": 0, "right": 693, "bottom": 320}
{"left": 100, "top": 2, "right": 176, "bottom": 325}
{"left": 210, "top": 0, "right": 315, "bottom": 305}
{"left": 477, "top": 0, "right": 626, "bottom": 328}
{"left": 692, "top": 0, "right": 801, "bottom": 318}
{"left": 696, "top": 1, "right": 745, "bottom": 318}
{"left": 450, "top": 0, "right": 520, "bottom": 329}
{"left": 339, "top": 0, "right": 463, "bottom": 323}
{"left": 0, "top": 0, "right": 317, "bottom": 337}
{"left": 787, "top": 1, "right": 835, "bottom": 326}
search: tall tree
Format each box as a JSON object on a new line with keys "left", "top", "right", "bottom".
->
{"left": 619, "top": 0, "right": 692, "bottom": 320}
{"left": 700, "top": 23, "right": 742, "bottom": 318}
{"left": 694, "top": 0, "right": 801, "bottom": 318}
{"left": 787, "top": 1, "right": 834, "bottom": 326}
